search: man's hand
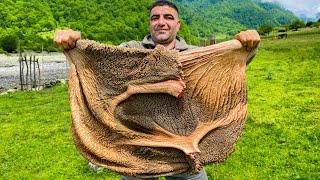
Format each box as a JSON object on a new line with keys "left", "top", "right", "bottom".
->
{"left": 53, "top": 29, "right": 81, "bottom": 50}
{"left": 234, "top": 30, "right": 260, "bottom": 51}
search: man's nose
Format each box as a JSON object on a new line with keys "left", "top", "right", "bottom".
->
{"left": 158, "top": 17, "right": 165, "bottom": 26}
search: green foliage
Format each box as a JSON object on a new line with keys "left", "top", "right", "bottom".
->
{"left": 174, "top": 0, "right": 297, "bottom": 38}
{"left": 0, "top": 48, "right": 6, "bottom": 54}
{"left": 305, "top": 21, "right": 320, "bottom": 28}
{"left": 306, "top": 21, "right": 313, "bottom": 27}
{"left": 314, "top": 22, "right": 320, "bottom": 28}
{"left": 0, "top": 0, "right": 56, "bottom": 52}
{"left": 289, "top": 19, "right": 305, "bottom": 31}
{"left": 0, "top": 0, "right": 298, "bottom": 52}
{"left": 0, "top": 31, "right": 319, "bottom": 179}
{"left": 258, "top": 23, "right": 273, "bottom": 35}
{"left": 0, "top": 0, "right": 156, "bottom": 51}
{"left": 0, "top": 32, "right": 18, "bottom": 53}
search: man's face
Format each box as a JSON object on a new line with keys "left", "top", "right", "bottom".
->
{"left": 149, "top": 5, "right": 180, "bottom": 45}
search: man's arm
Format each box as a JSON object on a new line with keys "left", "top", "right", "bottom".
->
{"left": 53, "top": 29, "right": 81, "bottom": 50}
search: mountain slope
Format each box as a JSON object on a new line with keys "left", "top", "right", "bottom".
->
{"left": 175, "top": 0, "right": 298, "bottom": 38}
{"left": 0, "top": 0, "right": 298, "bottom": 52}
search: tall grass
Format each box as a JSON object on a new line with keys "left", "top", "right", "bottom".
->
{"left": 0, "top": 31, "right": 319, "bottom": 179}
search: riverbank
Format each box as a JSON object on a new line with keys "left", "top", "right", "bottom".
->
{"left": 0, "top": 52, "right": 69, "bottom": 93}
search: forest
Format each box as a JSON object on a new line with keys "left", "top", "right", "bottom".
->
{"left": 0, "top": 0, "right": 299, "bottom": 52}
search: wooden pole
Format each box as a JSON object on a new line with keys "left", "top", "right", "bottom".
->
{"left": 33, "top": 56, "right": 36, "bottom": 88}
{"left": 19, "top": 55, "right": 23, "bottom": 90}
{"left": 25, "top": 56, "right": 29, "bottom": 90}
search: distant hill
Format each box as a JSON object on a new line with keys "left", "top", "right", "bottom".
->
{"left": 0, "top": 0, "right": 298, "bottom": 52}
{"left": 174, "top": 0, "right": 298, "bottom": 39}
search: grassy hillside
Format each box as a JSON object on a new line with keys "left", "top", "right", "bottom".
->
{"left": 175, "top": 0, "right": 297, "bottom": 39}
{"left": 0, "top": 0, "right": 154, "bottom": 52}
{"left": 0, "top": 30, "right": 319, "bottom": 179}
{"left": 0, "top": 0, "right": 297, "bottom": 52}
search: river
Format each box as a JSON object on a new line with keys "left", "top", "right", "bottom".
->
{"left": 0, "top": 52, "right": 69, "bottom": 93}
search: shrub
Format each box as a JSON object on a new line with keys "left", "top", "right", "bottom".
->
{"left": 0, "top": 33, "right": 19, "bottom": 53}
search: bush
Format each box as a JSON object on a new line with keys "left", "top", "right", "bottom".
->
{"left": 0, "top": 33, "right": 19, "bottom": 53}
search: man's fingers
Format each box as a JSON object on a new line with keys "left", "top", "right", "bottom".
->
{"left": 61, "top": 35, "right": 71, "bottom": 50}
{"left": 53, "top": 31, "right": 63, "bottom": 45}
{"left": 71, "top": 31, "right": 81, "bottom": 41}
{"left": 61, "top": 42, "right": 70, "bottom": 50}
{"left": 250, "top": 30, "right": 261, "bottom": 48}
{"left": 253, "top": 40, "right": 260, "bottom": 49}
{"left": 247, "top": 40, "right": 254, "bottom": 50}
{"left": 53, "top": 29, "right": 81, "bottom": 50}
{"left": 68, "top": 41, "right": 76, "bottom": 50}
{"left": 235, "top": 30, "right": 260, "bottom": 50}
{"left": 240, "top": 35, "right": 248, "bottom": 47}
{"left": 68, "top": 31, "right": 81, "bottom": 49}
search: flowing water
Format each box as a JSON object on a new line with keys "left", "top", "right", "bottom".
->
{"left": 0, "top": 52, "right": 69, "bottom": 93}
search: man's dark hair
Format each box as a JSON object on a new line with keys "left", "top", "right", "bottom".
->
{"left": 150, "top": 0, "right": 179, "bottom": 15}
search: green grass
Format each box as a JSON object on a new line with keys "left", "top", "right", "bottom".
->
{"left": 206, "top": 31, "right": 320, "bottom": 179}
{"left": 1, "top": 31, "right": 319, "bottom": 179}
{"left": 0, "top": 87, "right": 118, "bottom": 179}
{"left": 264, "top": 27, "right": 320, "bottom": 39}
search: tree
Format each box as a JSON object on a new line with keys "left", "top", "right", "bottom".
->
{"left": 257, "top": 23, "right": 273, "bottom": 35}
{"left": 289, "top": 20, "right": 305, "bottom": 31}
{"left": 305, "top": 21, "right": 313, "bottom": 27}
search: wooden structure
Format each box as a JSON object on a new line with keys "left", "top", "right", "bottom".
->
{"left": 19, "top": 53, "right": 41, "bottom": 90}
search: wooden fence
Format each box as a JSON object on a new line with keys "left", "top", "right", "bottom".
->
{"left": 19, "top": 54, "right": 41, "bottom": 90}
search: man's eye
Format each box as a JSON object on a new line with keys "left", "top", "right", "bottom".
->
{"left": 151, "top": 16, "right": 159, "bottom": 21}
{"left": 165, "top": 16, "right": 174, "bottom": 20}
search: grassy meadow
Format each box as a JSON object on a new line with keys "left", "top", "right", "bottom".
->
{"left": 0, "top": 30, "right": 319, "bottom": 179}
